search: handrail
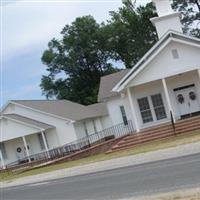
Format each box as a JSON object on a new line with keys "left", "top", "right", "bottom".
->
{"left": 170, "top": 111, "right": 176, "bottom": 134}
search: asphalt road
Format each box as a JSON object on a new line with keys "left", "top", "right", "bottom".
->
{"left": 1, "top": 153, "right": 200, "bottom": 200}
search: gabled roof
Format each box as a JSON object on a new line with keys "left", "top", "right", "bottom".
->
{"left": 2, "top": 114, "right": 54, "bottom": 130}
{"left": 98, "top": 69, "right": 130, "bottom": 102}
{"left": 9, "top": 100, "right": 108, "bottom": 121}
{"left": 113, "top": 30, "right": 200, "bottom": 92}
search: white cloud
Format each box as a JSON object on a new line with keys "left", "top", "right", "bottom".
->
{"left": 2, "top": 82, "right": 42, "bottom": 101}
{"left": 2, "top": 0, "right": 123, "bottom": 61}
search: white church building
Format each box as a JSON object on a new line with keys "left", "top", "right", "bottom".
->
{"left": 1, "top": 0, "right": 200, "bottom": 168}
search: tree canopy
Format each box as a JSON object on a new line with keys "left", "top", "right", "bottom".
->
{"left": 105, "top": 2, "right": 158, "bottom": 68}
{"left": 172, "top": 0, "right": 200, "bottom": 37}
{"left": 41, "top": 16, "right": 118, "bottom": 105}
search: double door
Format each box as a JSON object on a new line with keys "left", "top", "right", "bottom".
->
{"left": 175, "top": 86, "right": 200, "bottom": 117}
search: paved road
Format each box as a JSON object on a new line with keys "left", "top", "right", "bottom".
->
{"left": 1, "top": 153, "right": 200, "bottom": 200}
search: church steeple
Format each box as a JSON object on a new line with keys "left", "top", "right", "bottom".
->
{"left": 151, "top": 0, "right": 183, "bottom": 39}
{"left": 153, "top": 0, "right": 173, "bottom": 16}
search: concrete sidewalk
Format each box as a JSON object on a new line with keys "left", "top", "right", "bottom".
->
{"left": 122, "top": 187, "right": 200, "bottom": 200}
{"left": 1, "top": 141, "right": 200, "bottom": 188}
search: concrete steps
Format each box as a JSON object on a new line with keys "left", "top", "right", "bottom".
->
{"left": 107, "top": 116, "right": 200, "bottom": 154}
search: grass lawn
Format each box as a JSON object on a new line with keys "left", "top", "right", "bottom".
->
{"left": 1, "top": 129, "right": 200, "bottom": 182}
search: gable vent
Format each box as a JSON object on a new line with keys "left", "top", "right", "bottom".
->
{"left": 171, "top": 49, "right": 179, "bottom": 59}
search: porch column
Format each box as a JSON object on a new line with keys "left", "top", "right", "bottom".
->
{"left": 127, "top": 88, "right": 140, "bottom": 132}
{"left": 22, "top": 136, "right": 31, "bottom": 162}
{"left": 197, "top": 69, "right": 200, "bottom": 82}
{"left": 0, "top": 150, "right": 5, "bottom": 169}
{"left": 162, "top": 78, "right": 175, "bottom": 122}
{"left": 41, "top": 131, "right": 50, "bottom": 158}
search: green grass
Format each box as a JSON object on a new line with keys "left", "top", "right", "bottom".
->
{"left": 1, "top": 130, "right": 200, "bottom": 182}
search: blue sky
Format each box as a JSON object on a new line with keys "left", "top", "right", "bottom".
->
{"left": 1, "top": 0, "right": 150, "bottom": 106}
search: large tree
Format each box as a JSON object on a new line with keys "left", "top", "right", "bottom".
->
{"left": 41, "top": 16, "right": 117, "bottom": 105}
{"left": 172, "top": 0, "right": 200, "bottom": 37}
{"left": 105, "top": 1, "right": 158, "bottom": 68}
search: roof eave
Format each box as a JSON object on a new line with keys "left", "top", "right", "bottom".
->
{"left": 112, "top": 34, "right": 170, "bottom": 92}
{"left": 1, "top": 115, "right": 54, "bottom": 131}
{"left": 0, "top": 100, "right": 12, "bottom": 113}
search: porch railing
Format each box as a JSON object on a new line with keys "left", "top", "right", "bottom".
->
{"left": 6, "top": 120, "right": 135, "bottom": 169}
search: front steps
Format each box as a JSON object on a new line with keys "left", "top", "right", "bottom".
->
{"left": 107, "top": 116, "right": 200, "bottom": 153}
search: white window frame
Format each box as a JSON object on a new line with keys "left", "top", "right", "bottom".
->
{"left": 151, "top": 93, "right": 167, "bottom": 121}
{"left": 120, "top": 105, "right": 128, "bottom": 125}
{"left": 137, "top": 97, "right": 154, "bottom": 124}
{"left": 138, "top": 93, "right": 167, "bottom": 125}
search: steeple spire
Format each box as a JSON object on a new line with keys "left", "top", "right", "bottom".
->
{"left": 153, "top": 0, "right": 173, "bottom": 17}
{"left": 151, "top": 0, "right": 183, "bottom": 39}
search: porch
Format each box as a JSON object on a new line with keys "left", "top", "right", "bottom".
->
{"left": 0, "top": 131, "right": 52, "bottom": 169}
{"left": 0, "top": 114, "right": 54, "bottom": 169}
{"left": 126, "top": 69, "right": 200, "bottom": 132}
